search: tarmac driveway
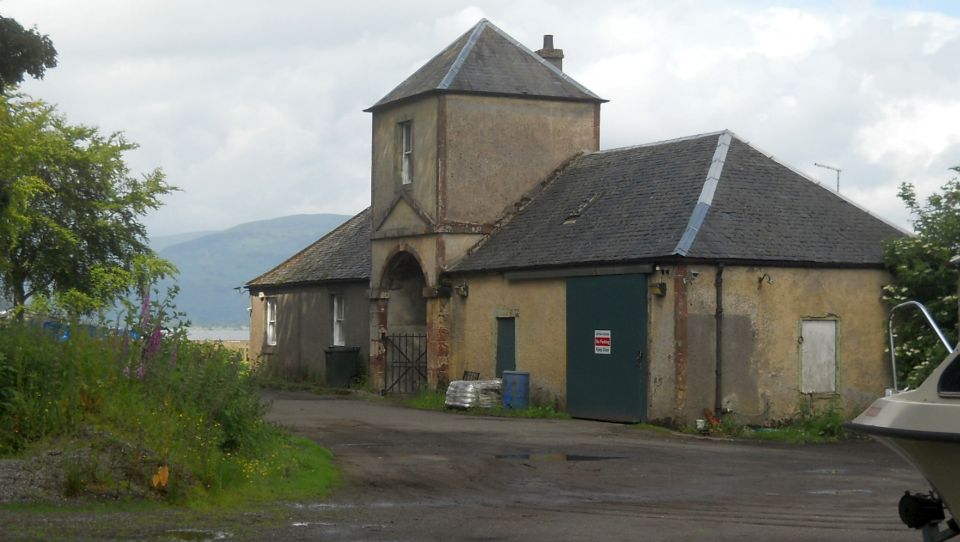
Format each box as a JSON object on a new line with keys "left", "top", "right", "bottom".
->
{"left": 263, "top": 391, "right": 927, "bottom": 542}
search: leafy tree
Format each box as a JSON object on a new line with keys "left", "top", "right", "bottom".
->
{"left": 0, "top": 15, "right": 58, "bottom": 93}
{"left": 883, "top": 167, "right": 960, "bottom": 388}
{"left": 0, "top": 94, "right": 176, "bottom": 315}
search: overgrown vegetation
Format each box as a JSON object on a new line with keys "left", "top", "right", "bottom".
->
{"left": 697, "top": 400, "right": 851, "bottom": 444}
{"left": 883, "top": 168, "right": 960, "bottom": 389}
{"left": 0, "top": 293, "right": 337, "bottom": 505}
{"left": 403, "top": 390, "right": 571, "bottom": 419}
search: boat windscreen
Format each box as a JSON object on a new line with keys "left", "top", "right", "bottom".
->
{"left": 938, "top": 352, "right": 960, "bottom": 396}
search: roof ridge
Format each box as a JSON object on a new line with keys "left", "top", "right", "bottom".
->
{"left": 673, "top": 132, "right": 733, "bottom": 256}
{"left": 481, "top": 20, "right": 604, "bottom": 101}
{"left": 438, "top": 19, "right": 488, "bottom": 90}
{"left": 731, "top": 135, "right": 912, "bottom": 236}
{"left": 594, "top": 129, "right": 730, "bottom": 154}
{"left": 245, "top": 208, "right": 370, "bottom": 288}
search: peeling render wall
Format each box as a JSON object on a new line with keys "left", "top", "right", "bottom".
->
{"left": 443, "top": 95, "right": 598, "bottom": 225}
{"left": 647, "top": 265, "right": 892, "bottom": 424}
{"left": 447, "top": 274, "right": 567, "bottom": 407}
{"left": 248, "top": 284, "right": 370, "bottom": 382}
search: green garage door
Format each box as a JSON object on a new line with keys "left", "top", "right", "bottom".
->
{"left": 566, "top": 273, "right": 648, "bottom": 422}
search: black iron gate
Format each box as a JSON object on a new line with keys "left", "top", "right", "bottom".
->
{"left": 382, "top": 333, "right": 427, "bottom": 395}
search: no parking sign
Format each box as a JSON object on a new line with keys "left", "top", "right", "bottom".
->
{"left": 594, "top": 330, "right": 611, "bottom": 354}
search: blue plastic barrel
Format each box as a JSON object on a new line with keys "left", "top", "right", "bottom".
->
{"left": 502, "top": 371, "right": 530, "bottom": 409}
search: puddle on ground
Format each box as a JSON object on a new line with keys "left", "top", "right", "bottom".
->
{"left": 162, "top": 529, "right": 232, "bottom": 541}
{"left": 808, "top": 489, "right": 874, "bottom": 496}
{"left": 291, "top": 522, "right": 334, "bottom": 527}
{"left": 804, "top": 468, "right": 846, "bottom": 475}
{"left": 495, "top": 453, "right": 626, "bottom": 462}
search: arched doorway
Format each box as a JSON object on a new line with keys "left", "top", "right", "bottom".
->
{"left": 382, "top": 251, "right": 427, "bottom": 334}
{"left": 380, "top": 251, "right": 427, "bottom": 393}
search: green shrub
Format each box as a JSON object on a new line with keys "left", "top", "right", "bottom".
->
{"left": 0, "top": 292, "right": 334, "bottom": 504}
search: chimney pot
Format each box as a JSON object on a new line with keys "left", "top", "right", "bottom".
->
{"left": 543, "top": 34, "right": 554, "bottom": 49}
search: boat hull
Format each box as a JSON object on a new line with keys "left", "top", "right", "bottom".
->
{"left": 872, "top": 433, "right": 960, "bottom": 516}
{"left": 847, "top": 392, "right": 960, "bottom": 519}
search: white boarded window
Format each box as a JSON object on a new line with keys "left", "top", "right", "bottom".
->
{"left": 800, "top": 319, "right": 837, "bottom": 394}
{"left": 266, "top": 298, "right": 277, "bottom": 346}
{"left": 400, "top": 121, "right": 413, "bottom": 185}
{"left": 332, "top": 294, "right": 345, "bottom": 346}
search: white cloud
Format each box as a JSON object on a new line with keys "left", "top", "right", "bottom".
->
{"left": 2, "top": 0, "right": 958, "bottom": 235}
{"left": 858, "top": 100, "right": 960, "bottom": 173}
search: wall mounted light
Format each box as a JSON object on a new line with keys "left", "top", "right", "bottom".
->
{"left": 650, "top": 282, "right": 668, "bottom": 297}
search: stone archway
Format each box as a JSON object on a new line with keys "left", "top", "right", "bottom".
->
{"left": 379, "top": 251, "right": 428, "bottom": 394}
{"left": 381, "top": 251, "right": 426, "bottom": 334}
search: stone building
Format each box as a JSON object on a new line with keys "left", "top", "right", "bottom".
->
{"left": 247, "top": 209, "right": 370, "bottom": 382}
{"left": 248, "top": 19, "right": 903, "bottom": 424}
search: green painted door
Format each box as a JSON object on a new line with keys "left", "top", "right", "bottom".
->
{"left": 566, "top": 274, "right": 647, "bottom": 422}
{"left": 495, "top": 317, "right": 516, "bottom": 377}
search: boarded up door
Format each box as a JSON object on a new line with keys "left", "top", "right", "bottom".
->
{"left": 800, "top": 319, "right": 837, "bottom": 393}
{"left": 566, "top": 274, "right": 647, "bottom": 422}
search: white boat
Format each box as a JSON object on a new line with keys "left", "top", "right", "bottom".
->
{"left": 846, "top": 301, "right": 960, "bottom": 541}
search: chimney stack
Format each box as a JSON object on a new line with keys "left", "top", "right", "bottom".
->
{"left": 536, "top": 34, "right": 564, "bottom": 71}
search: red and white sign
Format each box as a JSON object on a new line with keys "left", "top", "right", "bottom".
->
{"left": 594, "top": 330, "right": 611, "bottom": 354}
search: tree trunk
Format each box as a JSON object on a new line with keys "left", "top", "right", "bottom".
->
{"left": 11, "top": 277, "right": 26, "bottom": 321}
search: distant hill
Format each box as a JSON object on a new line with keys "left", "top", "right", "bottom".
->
{"left": 153, "top": 214, "right": 351, "bottom": 326}
{"left": 150, "top": 230, "right": 216, "bottom": 251}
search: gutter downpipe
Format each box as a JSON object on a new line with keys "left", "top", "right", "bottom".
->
{"left": 715, "top": 263, "right": 724, "bottom": 419}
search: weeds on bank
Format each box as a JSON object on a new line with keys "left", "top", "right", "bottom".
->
{"left": 403, "top": 390, "right": 571, "bottom": 419}
{"left": 0, "top": 291, "right": 337, "bottom": 506}
{"left": 694, "top": 400, "right": 851, "bottom": 444}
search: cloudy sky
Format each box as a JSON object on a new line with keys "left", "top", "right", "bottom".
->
{"left": 3, "top": 0, "right": 959, "bottom": 236}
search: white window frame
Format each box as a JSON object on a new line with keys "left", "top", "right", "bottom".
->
{"left": 400, "top": 121, "right": 413, "bottom": 185}
{"left": 332, "top": 294, "right": 345, "bottom": 346}
{"left": 265, "top": 298, "right": 277, "bottom": 346}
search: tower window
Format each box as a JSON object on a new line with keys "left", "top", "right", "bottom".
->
{"left": 400, "top": 121, "right": 413, "bottom": 185}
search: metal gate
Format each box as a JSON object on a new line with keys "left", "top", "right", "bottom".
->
{"left": 383, "top": 333, "right": 427, "bottom": 394}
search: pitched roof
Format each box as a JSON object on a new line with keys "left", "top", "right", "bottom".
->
{"left": 453, "top": 131, "right": 905, "bottom": 272}
{"left": 365, "top": 19, "right": 604, "bottom": 112}
{"left": 246, "top": 208, "right": 371, "bottom": 288}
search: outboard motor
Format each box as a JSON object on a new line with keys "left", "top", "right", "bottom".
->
{"left": 900, "top": 492, "right": 945, "bottom": 529}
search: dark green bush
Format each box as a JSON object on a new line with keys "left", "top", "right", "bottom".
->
{"left": 0, "top": 306, "right": 275, "bottom": 499}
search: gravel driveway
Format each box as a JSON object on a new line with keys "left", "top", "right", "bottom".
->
{"left": 0, "top": 391, "right": 929, "bottom": 541}
{"left": 261, "top": 391, "right": 924, "bottom": 541}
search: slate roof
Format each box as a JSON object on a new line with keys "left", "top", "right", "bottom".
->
{"left": 246, "top": 208, "right": 371, "bottom": 288}
{"left": 365, "top": 19, "right": 604, "bottom": 112}
{"left": 453, "top": 131, "right": 905, "bottom": 273}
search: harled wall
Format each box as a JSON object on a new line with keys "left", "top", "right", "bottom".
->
{"left": 447, "top": 274, "right": 568, "bottom": 406}
{"left": 646, "top": 265, "right": 893, "bottom": 424}
{"left": 248, "top": 283, "right": 369, "bottom": 383}
{"left": 445, "top": 265, "right": 892, "bottom": 423}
